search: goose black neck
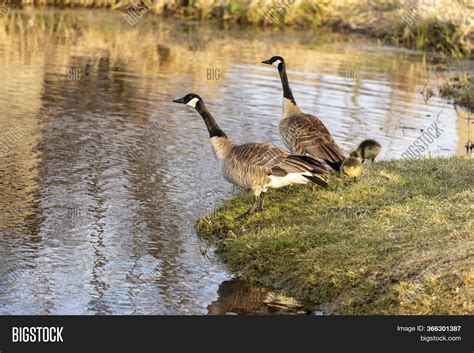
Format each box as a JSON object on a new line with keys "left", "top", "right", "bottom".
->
{"left": 195, "top": 101, "right": 227, "bottom": 138}
{"left": 278, "top": 63, "right": 296, "bottom": 104}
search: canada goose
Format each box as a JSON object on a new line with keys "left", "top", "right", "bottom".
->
{"left": 262, "top": 56, "right": 345, "bottom": 171}
{"left": 350, "top": 139, "right": 382, "bottom": 163}
{"left": 173, "top": 93, "right": 329, "bottom": 219}
{"left": 341, "top": 157, "right": 362, "bottom": 181}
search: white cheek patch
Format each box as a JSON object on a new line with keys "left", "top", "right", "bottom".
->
{"left": 186, "top": 98, "right": 199, "bottom": 108}
{"left": 272, "top": 60, "right": 281, "bottom": 67}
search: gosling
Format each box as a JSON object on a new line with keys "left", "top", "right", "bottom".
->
{"left": 341, "top": 157, "right": 362, "bottom": 181}
{"left": 350, "top": 139, "right": 381, "bottom": 164}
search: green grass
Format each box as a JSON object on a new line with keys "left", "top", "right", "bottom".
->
{"left": 197, "top": 157, "right": 473, "bottom": 314}
{"left": 392, "top": 18, "right": 470, "bottom": 58}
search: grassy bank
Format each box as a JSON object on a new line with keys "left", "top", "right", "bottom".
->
{"left": 15, "top": 0, "right": 473, "bottom": 58}
{"left": 197, "top": 157, "right": 473, "bottom": 314}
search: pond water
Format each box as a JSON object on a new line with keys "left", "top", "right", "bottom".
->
{"left": 0, "top": 9, "right": 471, "bottom": 314}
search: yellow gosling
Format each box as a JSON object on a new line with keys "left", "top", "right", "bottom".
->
{"left": 341, "top": 157, "right": 362, "bottom": 181}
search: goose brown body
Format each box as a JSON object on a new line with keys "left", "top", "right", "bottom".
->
{"left": 217, "top": 139, "right": 329, "bottom": 192}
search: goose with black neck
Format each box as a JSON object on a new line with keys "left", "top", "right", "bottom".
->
{"left": 262, "top": 55, "right": 346, "bottom": 172}
{"left": 173, "top": 93, "right": 330, "bottom": 219}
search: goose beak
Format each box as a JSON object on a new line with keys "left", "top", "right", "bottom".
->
{"left": 261, "top": 59, "right": 272, "bottom": 65}
{"left": 172, "top": 97, "right": 186, "bottom": 104}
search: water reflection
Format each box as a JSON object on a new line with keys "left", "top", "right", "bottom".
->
{"left": 0, "top": 9, "right": 471, "bottom": 314}
{"left": 208, "top": 280, "right": 310, "bottom": 315}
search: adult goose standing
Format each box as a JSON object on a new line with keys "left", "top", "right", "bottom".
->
{"left": 262, "top": 56, "right": 345, "bottom": 171}
{"left": 172, "top": 93, "right": 329, "bottom": 219}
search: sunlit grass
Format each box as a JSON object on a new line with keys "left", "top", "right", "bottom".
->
{"left": 197, "top": 157, "right": 473, "bottom": 314}
{"left": 392, "top": 18, "right": 471, "bottom": 58}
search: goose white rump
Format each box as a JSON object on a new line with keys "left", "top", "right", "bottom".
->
{"left": 265, "top": 172, "right": 313, "bottom": 189}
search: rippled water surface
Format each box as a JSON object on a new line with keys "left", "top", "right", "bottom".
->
{"left": 0, "top": 9, "right": 471, "bottom": 314}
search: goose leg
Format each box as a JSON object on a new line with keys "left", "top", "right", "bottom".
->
{"left": 237, "top": 194, "right": 260, "bottom": 220}
{"left": 257, "top": 192, "right": 266, "bottom": 212}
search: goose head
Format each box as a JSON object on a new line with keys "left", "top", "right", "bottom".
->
{"left": 172, "top": 93, "right": 203, "bottom": 109}
{"left": 173, "top": 93, "right": 228, "bottom": 139}
{"left": 262, "top": 56, "right": 285, "bottom": 69}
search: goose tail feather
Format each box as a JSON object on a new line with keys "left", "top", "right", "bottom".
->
{"left": 303, "top": 174, "right": 328, "bottom": 188}
{"left": 325, "top": 159, "right": 342, "bottom": 172}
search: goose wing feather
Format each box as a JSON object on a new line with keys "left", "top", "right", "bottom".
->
{"left": 280, "top": 114, "right": 345, "bottom": 164}
{"left": 223, "top": 143, "right": 328, "bottom": 189}
{"left": 223, "top": 143, "right": 283, "bottom": 189}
